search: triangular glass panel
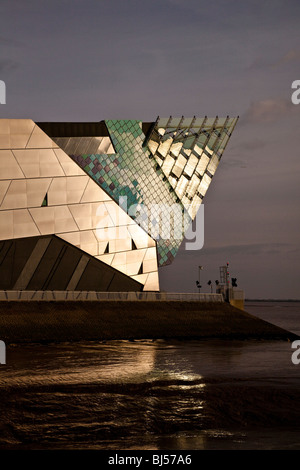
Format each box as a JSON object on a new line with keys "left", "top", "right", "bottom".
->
{"left": 41, "top": 193, "right": 48, "bottom": 207}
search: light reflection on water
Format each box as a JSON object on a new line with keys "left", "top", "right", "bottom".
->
{"left": 1, "top": 338, "right": 300, "bottom": 393}
{"left": 1, "top": 338, "right": 299, "bottom": 388}
{"left": 0, "top": 301, "right": 300, "bottom": 449}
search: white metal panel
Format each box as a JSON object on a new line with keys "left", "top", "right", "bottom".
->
{"left": 0, "top": 210, "right": 13, "bottom": 239}
{"left": 26, "top": 125, "right": 58, "bottom": 149}
{"left": 54, "top": 148, "right": 86, "bottom": 176}
{"left": 80, "top": 178, "right": 111, "bottom": 203}
{"left": 13, "top": 209, "right": 40, "bottom": 238}
{"left": 0, "top": 150, "right": 24, "bottom": 179}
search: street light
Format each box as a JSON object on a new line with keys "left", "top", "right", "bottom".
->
{"left": 198, "top": 266, "right": 203, "bottom": 293}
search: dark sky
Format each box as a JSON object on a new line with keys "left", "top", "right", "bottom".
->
{"left": 0, "top": 0, "right": 299, "bottom": 298}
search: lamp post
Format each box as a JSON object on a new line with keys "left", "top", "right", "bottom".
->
{"left": 198, "top": 265, "right": 203, "bottom": 293}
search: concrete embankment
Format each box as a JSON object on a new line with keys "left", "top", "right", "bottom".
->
{"left": 0, "top": 300, "right": 297, "bottom": 344}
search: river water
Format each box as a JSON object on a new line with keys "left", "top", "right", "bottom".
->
{"left": 0, "top": 301, "right": 300, "bottom": 450}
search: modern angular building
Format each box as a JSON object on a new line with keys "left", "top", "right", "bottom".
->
{"left": 0, "top": 117, "right": 238, "bottom": 293}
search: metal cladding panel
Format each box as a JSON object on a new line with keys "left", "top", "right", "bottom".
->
{"left": 57, "top": 117, "right": 238, "bottom": 267}
{"left": 0, "top": 235, "right": 143, "bottom": 292}
{"left": 147, "top": 116, "right": 239, "bottom": 220}
{"left": 0, "top": 117, "right": 238, "bottom": 291}
{"left": 66, "top": 120, "right": 185, "bottom": 267}
{"left": 0, "top": 119, "right": 160, "bottom": 291}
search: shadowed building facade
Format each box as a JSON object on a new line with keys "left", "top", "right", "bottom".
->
{"left": 0, "top": 117, "right": 238, "bottom": 292}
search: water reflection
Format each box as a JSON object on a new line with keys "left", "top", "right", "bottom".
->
{"left": 1, "top": 338, "right": 299, "bottom": 388}
{"left": 1, "top": 340, "right": 158, "bottom": 387}
{"left": 1, "top": 338, "right": 300, "bottom": 450}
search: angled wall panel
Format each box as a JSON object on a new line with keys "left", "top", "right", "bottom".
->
{"left": 0, "top": 235, "right": 142, "bottom": 292}
{"left": 0, "top": 119, "right": 160, "bottom": 291}
{"left": 0, "top": 117, "right": 238, "bottom": 293}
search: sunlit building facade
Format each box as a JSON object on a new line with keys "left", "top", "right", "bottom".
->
{"left": 0, "top": 117, "right": 238, "bottom": 292}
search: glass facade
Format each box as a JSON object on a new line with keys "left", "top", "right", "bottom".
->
{"left": 0, "top": 116, "right": 238, "bottom": 293}
{"left": 58, "top": 121, "right": 184, "bottom": 266}
{"left": 57, "top": 117, "right": 238, "bottom": 267}
{"left": 147, "top": 116, "right": 238, "bottom": 219}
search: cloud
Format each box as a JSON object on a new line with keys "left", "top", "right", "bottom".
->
{"left": 0, "top": 35, "right": 23, "bottom": 47}
{"left": 0, "top": 59, "right": 19, "bottom": 73}
{"left": 0, "top": 36, "right": 12, "bottom": 45}
{"left": 217, "top": 156, "right": 247, "bottom": 169}
{"left": 229, "top": 139, "right": 266, "bottom": 154}
{"left": 241, "top": 98, "right": 297, "bottom": 124}
{"left": 183, "top": 242, "right": 298, "bottom": 257}
{"left": 248, "top": 49, "right": 300, "bottom": 71}
{"left": 272, "top": 50, "right": 300, "bottom": 68}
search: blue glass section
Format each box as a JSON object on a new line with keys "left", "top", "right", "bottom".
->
{"left": 70, "top": 120, "right": 188, "bottom": 267}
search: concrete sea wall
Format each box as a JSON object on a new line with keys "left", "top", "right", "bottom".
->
{"left": 0, "top": 300, "right": 297, "bottom": 344}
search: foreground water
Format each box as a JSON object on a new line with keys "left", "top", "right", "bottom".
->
{"left": 0, "top": 301, "right": 300, "bottom": 450}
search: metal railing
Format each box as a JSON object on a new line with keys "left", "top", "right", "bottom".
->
{"left": 0, "top": 290, "right": 224, "bottom": 302}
